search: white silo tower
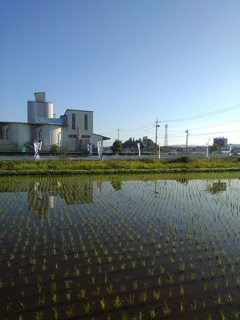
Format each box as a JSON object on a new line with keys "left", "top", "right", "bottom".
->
{"left": 28, "top": 92, "right": 53, "bottom": 123}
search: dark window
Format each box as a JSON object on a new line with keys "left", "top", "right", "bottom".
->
{"left": 72, "top": 113, "right": 75, "bottom": 130}
{"left": 84, "top": 114, "right": 88, "bottom": 130}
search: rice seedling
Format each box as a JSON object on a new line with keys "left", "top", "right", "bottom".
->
{"left": 139, "top": 290, "right": 148, "bottom": 304}
{"left": 106, "top": 284, "right": 114, "bottom": 294}
{"left": 233, "top": 310, "right": 240, "bottom": 319}
{"left": 226, "top": 292, "right": 234, "bottom": 305}
{"left": 180, "top": 301, "right": 184, "bottom": 313}
{"left": 51, "top": 306, "right": 60, "bottom": 319}
{"left": 162, "top": 301, "right": 171, "bottom": 316}
{"left": 133, "top": 279, "right": 138, "bottom": 290}
{"left": 153, "top": 289, "right": 161, "bottom": 301}
{"left": 66, "top": 289, "right": 72, "bottom": 301}
{"left": 113, "top": 295, "right": 122, "bottom": 310}
{"left": 99, "top": 298, "right": 107, "bottom": 310}
{"left": 150, "top": 308, "right": 157, "bottom": 318}
{"left": 38, "top": 294, "right": 46, "bottom": 306}
{"left": 66, "top": 304, "right": 75, "bottom": 317}
{"left": 216, "top": 294, "right": 222, "bottom": 306}
{"left": 84, "top": 302, "right": 91, "bottom": 316}
{"left": 52, "top": 292, "right": 59, "bottom": 304}
{"left": 180, "top": 284, "right": 184, "bottom": 297}
{"left": 236, "top": 277, "right": 240, "bottom": 287}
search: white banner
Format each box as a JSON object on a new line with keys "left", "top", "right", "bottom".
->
{"left": 98, "top": 141, "right": 103, "bottom": 159}
{"left": 137, "top": 143, "right": 141, "bottom": 156}
{"left": 33, "top": 140, "right": 42, "bottom": 158}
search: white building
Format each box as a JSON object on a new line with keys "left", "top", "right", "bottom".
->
{"left": 0, "top": 92, "right": 110, "bottom": 152}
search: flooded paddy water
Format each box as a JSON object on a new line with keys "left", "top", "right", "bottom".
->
{"left": 0, "top": 173, "right": 240, "bottom": 320}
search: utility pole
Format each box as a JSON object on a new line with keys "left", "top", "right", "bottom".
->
{"left": 155, "top": 119, "right": 160, "bottom": 155}
{"left": 185, "top": 130, "right": 189, "bottom": 154}
{"left": 164, "top": 124, "right": 168, "bottom": 146}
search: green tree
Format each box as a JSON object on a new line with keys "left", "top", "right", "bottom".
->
{"left": 59, "top": 146, "right": 69, "bottom": 159}
{"left": 209, "top": 144, "right": 219, "bottom": 159}
{"left": 50, "top": 144, "right": 59, "bottom": 155}
{"left": 111, "top": 140, "right": 123, "bottom": 154}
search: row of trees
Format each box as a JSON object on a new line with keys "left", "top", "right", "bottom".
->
{"left": 111, "top": 139, "right": 221, "bottom": 155}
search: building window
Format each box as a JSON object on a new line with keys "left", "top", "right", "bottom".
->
{"left": 84, "top": 114, "right": 88, "bottom": 130}
{"left": 72, "top": 113, "right": 75, "bottom": 130}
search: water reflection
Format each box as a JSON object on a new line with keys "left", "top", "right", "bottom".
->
{"left": 60, "top": 181, "right": 93, "bottom": 204}
{"left": 0, "top": 175, "right": 239, "bottom": 221}
{"left": 111, "top": 179, "right": 122, "bottom": 191}
{"left": 175, "top": 175, "right": 189, "bottom": 185}
{"left": 206, "top": 180, "right": 227, "bottom": 194}
{"left": 28, "top": 182, "right": 54, "bottom": 218}
{"left": 27, "top": 180, "right": 94, "bottom": 218}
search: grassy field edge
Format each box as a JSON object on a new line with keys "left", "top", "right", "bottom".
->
{"left": 0, "top": 157, "right": 240, "bottom": 175}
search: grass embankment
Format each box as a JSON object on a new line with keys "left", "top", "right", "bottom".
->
{"left": 0, "top": 156, "right": 240, "bottom": 176}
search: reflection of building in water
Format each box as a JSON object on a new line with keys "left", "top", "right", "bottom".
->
{"left": 29, "top": 181, "right": 93, "bottom": 209}
{"left": 2, "top": 180, "right": 94, "bottom": 218}
{"left": 60, "top": 181, "right": 93, "bottom": 204}
{"left": 28, "top": 182, "right": 55, "bottom": 218}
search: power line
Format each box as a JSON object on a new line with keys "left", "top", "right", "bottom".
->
{"left": 120, "top": 122, "right": 154, "bottom": 132}
{"left": 161, "top": 103, "right": 240, "bottom": 122}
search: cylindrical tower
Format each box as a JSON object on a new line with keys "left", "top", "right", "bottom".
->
{"left": 37, "top": 102, "right": 53, "bottom": 119}
{"left": 27, "top": 101, "right": 38, "bottom": 123}
{"left": 40, "top": 125, "right": 62, "bottom": 150}
{"left": 27, "top": 92, "right": 53, "bottom": 123}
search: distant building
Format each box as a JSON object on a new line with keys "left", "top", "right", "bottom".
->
{"left": 213, "top": 137, "right": 228, "bottom": 148}
{"left": 0, "top": 92, "right": 110, "bottom": 152}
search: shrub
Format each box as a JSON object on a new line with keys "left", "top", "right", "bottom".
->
{"left": 168, "top": 156, "right": 190, "bottom": 164}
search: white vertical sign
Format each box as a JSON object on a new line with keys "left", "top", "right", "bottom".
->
{"left": 137, "top": 143, "right": 141, "bottom": 156}
{"left": 34, "top": 140, "right": 42, "bottom": 158}
{"left": 98, "top": 141, "right": 103, "bottom": 159}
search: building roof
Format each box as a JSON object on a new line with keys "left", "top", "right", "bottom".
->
{"left": 64, "top": 109, "right": 94, "bottom": 115}
{"left": 93, "top": 133, "right": 111, "bottom": 140}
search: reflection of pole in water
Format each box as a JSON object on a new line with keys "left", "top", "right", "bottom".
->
{"left": 97, "top": 181, "right": 102, "bottom": 197}
{"left": 154, "top": 180, "right": 159, "bottom": 197}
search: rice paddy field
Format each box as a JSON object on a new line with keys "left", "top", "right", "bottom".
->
{"left": 0, "top": 172, "right": 240, "bottom": 320}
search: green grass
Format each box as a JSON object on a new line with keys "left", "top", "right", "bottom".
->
{"left": 0, "top": 157, "right": 240, "bottom": 175}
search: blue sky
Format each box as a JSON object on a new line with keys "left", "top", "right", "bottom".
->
{"left": 1, "top": 0, "right": 240, "bottom": 147}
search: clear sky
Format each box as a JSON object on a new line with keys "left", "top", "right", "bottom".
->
{"left": 1, "top": 0, "right": 240, "bottom": 147}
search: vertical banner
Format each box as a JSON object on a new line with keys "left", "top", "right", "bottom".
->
{"left": 98, "top": 141, "right": 103, "bottom": 159}
{"left": 87, "top": 143, "right": 92, "bottom": 154}
{"left": 137, "top": 143, "right": 141, "bottom": 156}
{"left": 33, "top": 140, "right": 42, "bottom": 158}
{"left": 206, "top": 146, "right": 209, "bottom": 158}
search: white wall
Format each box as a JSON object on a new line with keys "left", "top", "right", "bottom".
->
{"left": 40, "top": 125, "right": 62, "bottom": 150}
